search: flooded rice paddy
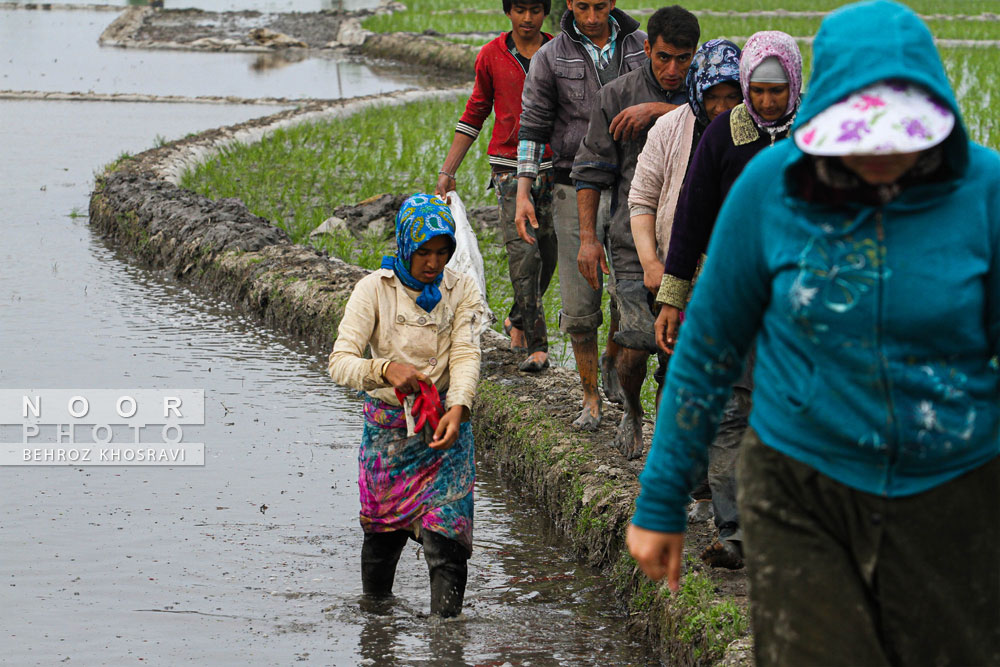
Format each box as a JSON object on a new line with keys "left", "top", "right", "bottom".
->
{"left": 1, "top": 8, "right": 437, "bottom": 101}
{"left": 0, "top": 6, "right": 654, "bottom": 666}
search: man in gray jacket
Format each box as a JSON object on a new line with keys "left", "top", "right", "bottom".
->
{"left": 572, "top": 5, "right": 698, "bottom": 459}
{"left": 514, "top": 0, "right": 648, "bottom": 431}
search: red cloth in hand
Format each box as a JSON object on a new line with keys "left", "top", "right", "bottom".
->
{"left": 394, "top": 381, "right": 445, "bottom": 433}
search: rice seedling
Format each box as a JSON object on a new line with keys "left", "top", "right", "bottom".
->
{"left": 365, "top": 10, "right": 543, "bottom": 35}
{"left": 444, "top": 35, "right": 495, "bottom": 47}
{"left": 941, "top": 46, "right": 1000, "bottom": 151}
{"left": 311, "top": 228, "right": 392, "bottom": 270}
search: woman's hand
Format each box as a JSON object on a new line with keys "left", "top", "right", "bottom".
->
{"left": 429, "top": 405, "right": 465, "bottom": 451}
{"left": 626, "top": 523, "right": 685, "bottom": 592}
{"left": 383, "top": 361, "right": 431, "bottom": 395}
{"left": 655, "top": 305, "right": 682, "bottom": 355}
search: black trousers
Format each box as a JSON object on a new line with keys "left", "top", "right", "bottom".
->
{"left": 361, "top": 529, "right": 470, "bottom": 618}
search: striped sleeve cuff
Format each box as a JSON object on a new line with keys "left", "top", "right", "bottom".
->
{"left": 517, "top": 139, "right": 544, "bottom": 178}
{"left": 655, "top": 273, "right": 692, "bottom": 308}
{"left": 456, "top": 121, "right": 481, "bottom": 139}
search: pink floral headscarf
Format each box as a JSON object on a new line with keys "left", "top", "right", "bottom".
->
{"left": 739, "top": 31, "right": 803, "bottom": 128}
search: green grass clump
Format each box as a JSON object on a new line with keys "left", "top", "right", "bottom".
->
{"left": 673, "top": 567, "right": 749, "bottom": 663}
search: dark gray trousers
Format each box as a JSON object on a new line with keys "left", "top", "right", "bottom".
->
{"left": 709, "top": 387, "right": 751, "bottom": 543}
{"left": 494, "top": 170, "right": 556, "bottom": 354}
{"left": 737, "top": 429, "right": 1000, "bottom": 666}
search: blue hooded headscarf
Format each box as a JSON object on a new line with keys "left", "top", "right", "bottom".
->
{"left": 685, "top": 38, "right": 742, "bottom": 127}
{"left": 381, "top": 193, "right": 457, "bottom": 313}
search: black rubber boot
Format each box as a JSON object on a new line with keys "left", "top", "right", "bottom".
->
{"left": 361, "top": 530, "right": 410, "bottom": 597}
{"left": 421, "top": 531, "right": 470, "bottom": 618}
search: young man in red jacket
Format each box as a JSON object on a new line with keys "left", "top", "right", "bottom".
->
{"left": 436, "top": 0, "right": 554, "bottom": 373}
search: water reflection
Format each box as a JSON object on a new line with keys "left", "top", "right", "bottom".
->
{"left": 251, "top": 50, "right": 310, "bottom": 72}
{"left": 356, "top": 602, "right": 476, "bottom": 667}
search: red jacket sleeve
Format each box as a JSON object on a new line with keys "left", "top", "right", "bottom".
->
{"left": 457, "top": 44, "right": 496, "bottom": 138}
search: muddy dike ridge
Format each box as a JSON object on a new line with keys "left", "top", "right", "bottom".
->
{"left": 99, "top": 4, "right": 481, "bottom": 73}
{"left": 89, "top": 91, "right": 751, "bottom": 666}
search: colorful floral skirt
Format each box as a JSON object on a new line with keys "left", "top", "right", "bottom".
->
{"left": 358, "top": 397, "right": 475, "bottom": 553}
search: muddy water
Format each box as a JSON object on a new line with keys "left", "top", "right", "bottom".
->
{"left": 0, "top": 19, "right": 654, "bottom": 667}
{"left": 1, "top": 9, "right": 435, "bottom": 100}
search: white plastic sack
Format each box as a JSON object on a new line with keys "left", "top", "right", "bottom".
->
{"left": 444, "top": 190, "right": 496, "bottom": 334}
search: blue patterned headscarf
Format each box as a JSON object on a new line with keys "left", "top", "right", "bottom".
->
{"left": 686, "top": 39, "right": 742, "bottom": 127}
{"left": 380, "top": 193, "right": 456, "bottom": 313}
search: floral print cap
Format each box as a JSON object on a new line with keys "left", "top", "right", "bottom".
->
{"left": 794, "top": 79, "right": 955, "bottom": 156}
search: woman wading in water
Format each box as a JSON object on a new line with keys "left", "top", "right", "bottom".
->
{"left": 628, "top": 1, "right": 1000, "bottom": 664}
{"left": 329, "top": 194, "right": 483, "bottom": 618}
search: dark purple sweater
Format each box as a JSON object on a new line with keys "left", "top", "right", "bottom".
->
{"left": 662, "top": 106, "right": 788, "bottom": 281}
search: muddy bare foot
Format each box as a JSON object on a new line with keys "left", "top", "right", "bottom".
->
{"left": 614, "top": 409, "right": 644, "bottom": 460}
{"left": 571, "top": 399, "right": 602, "bottom": 431}
{"left": 700, "top": 540, "right": 744, "bottom": 570}
{"left": 510, "top": 327, "right": 527, "bottom": 351}
{"left": 504, "top": 318, "right": 527, "bottom": 352}
{"left": 600, "top": 353, "right": 625, "bottom": 405}
{"left": 518, "top": 350, "right": 549, "bottom": 373}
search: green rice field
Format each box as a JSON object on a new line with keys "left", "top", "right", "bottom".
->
{"left": 363, "top": 0, "right": 1000, "bottom": 38}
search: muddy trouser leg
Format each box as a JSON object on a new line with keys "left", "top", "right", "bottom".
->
{"left": 708, "top": 387, "right": 751, "bottom": 544}
{"left": 495, "top": 171, "right": 556, "bottom": 354}
{"left": 738, "top": 430, "right": 1000, "bottom": 667}
{"left": 361, "top": 530, "right": 411, "bottom": 597}
{"left": 551, "top": 183, "right": 604, "bottom": 335}
{"left": 422, "top": 530, "right": 470, "bottom": 618}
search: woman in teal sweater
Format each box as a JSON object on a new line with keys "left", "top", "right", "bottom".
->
{"left": 628, "top": 2, "right": 1000, "bottom": 664}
